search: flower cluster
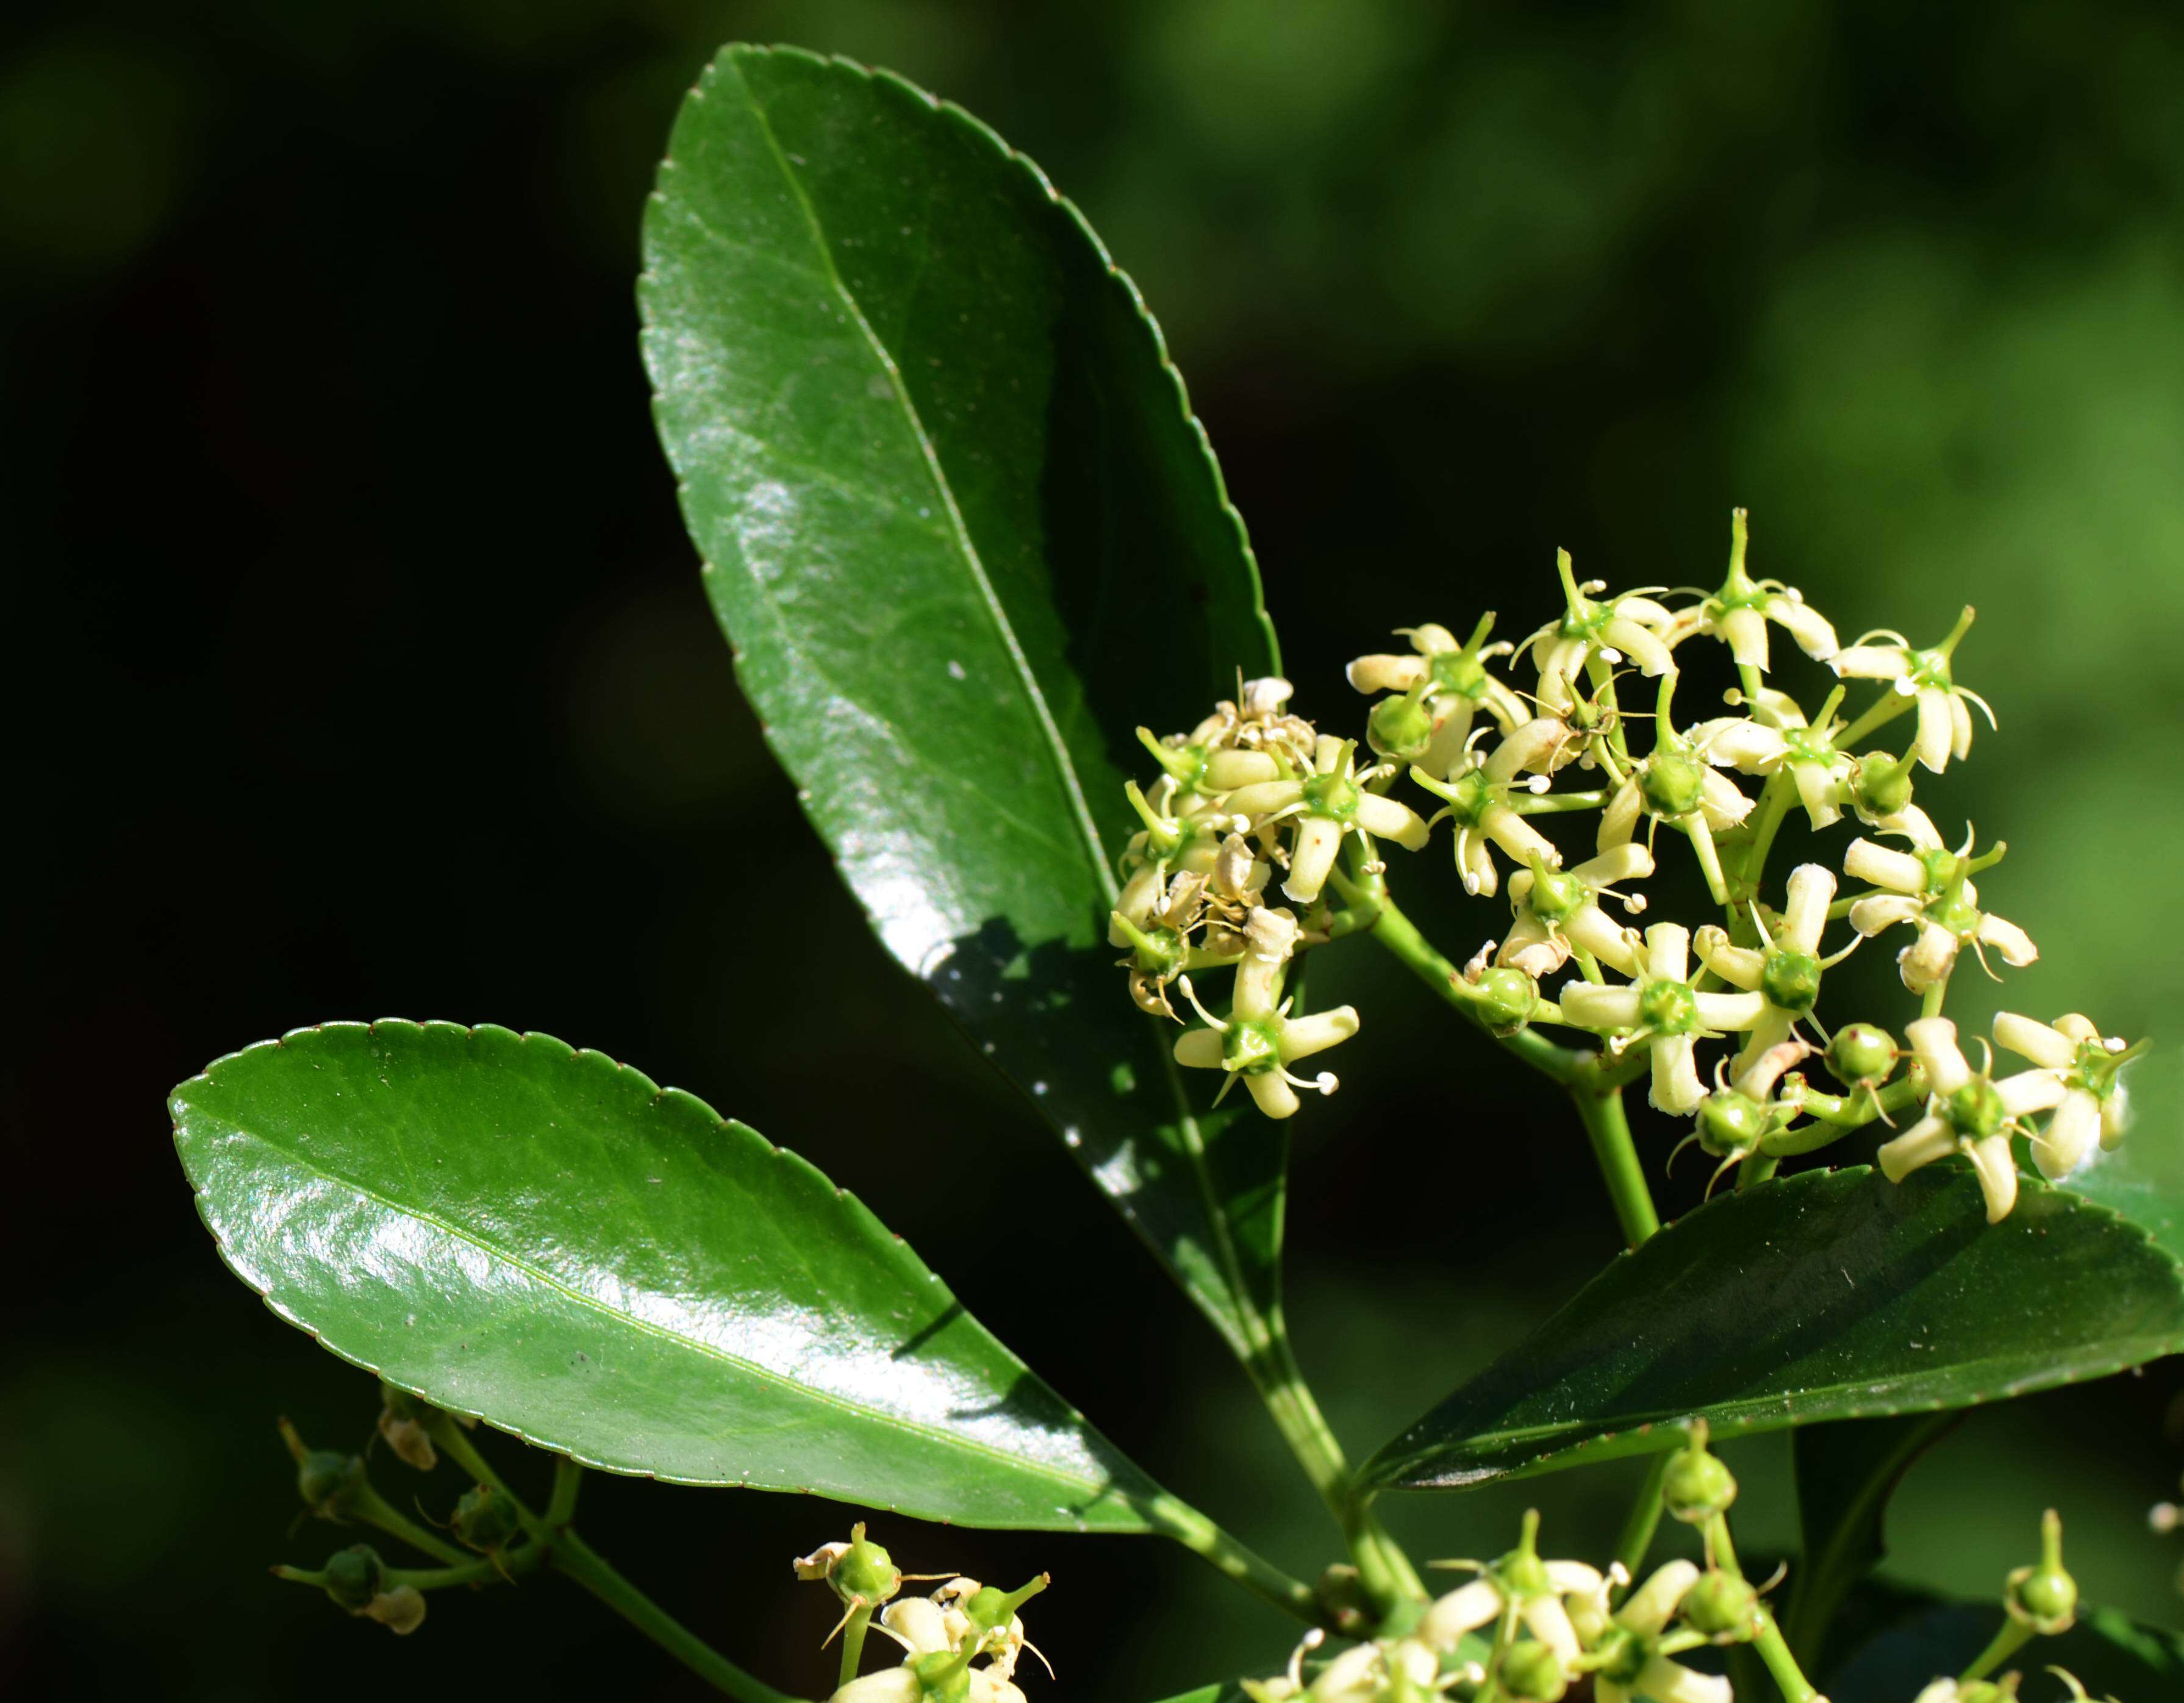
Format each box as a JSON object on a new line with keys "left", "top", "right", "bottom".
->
{"left": 1244, "top": 1435, "right": 1773, "bottom": 1703}
{"left": 1117, "top": 509, "right": 2144, "bottom": 1219}
{"left": 801, "top": 1526, "right": 1050, "bottom": 1703}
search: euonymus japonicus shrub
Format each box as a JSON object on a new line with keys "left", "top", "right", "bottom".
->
{"left": 171, "top": 42, "right": 2184, "bottom": 1703}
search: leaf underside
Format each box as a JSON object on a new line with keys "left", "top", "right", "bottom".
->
{"left": 171, "top": 1020, "right": 1163, "bottom": 1532}
{"left": 640, "top": 43, "right": 1287, "bottom": 1358}
{"left": 1365, "top": 1166, "right": 2184, "bottom": 1491}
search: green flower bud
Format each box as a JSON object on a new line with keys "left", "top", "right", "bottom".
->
{"left": 2007, "top": 1509, "right": 2077, "bottom": 1635}
{"left": 1473, "top": 965, "right": 1541, "bottom": 1036}
{"left": 279, "top": 1418, "right": 365, "bottom": 1521}
{"left": 1760, "top": 948, "right": 1821, "bottom": 1015}
{"left": 1311, "top": 1562, "right": 1373, "bottom": 1637}
{"left": 962, "top": 1574, "right": 1047, "bottom": 1633}
{"left": 1640, "top": 749, "right": 1705, "bottom": 818}
{"left": 451, "top": 1484, "right": 522, "bottom": 1555}
{"left": 1697, "top": 1091, "right": 1768, "bottom": 1159}
{"left": 323, "top": 1543, "right": 387, "bottom": 1613}
{"left": 1663, "top": 1444, "right": 1738, "bottom": 1523}
{"left": 834, "top": 1526, "right": 901, "bottom": 1605}
{"left": 1827, "top": 1023, "right": 1897, "bottom": 1087}
{"left": 1852, "top": 749, "right": 1916, "bottom": 819}
{"left": 1680, "top": 1570, "right": 1758, "bottom": 1637}
{"left": 1499, "top": 1640, "right": 1567, "bottom": 1702}
{"left": 1368, "top": 692, "right": 1437, "bottom": 762}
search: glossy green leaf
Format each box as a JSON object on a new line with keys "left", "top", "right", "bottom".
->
{"left": 1363, "top": 1167, "right": 2184, "bottom": 1491}
{"left": 1781, "top": 1412, "right": 1958, "bottom": 1670}
{"left": 171, "top": 1019, "right": 1164, "bottom": 1531}
{"left": 1830, "top": 1602, "right": 2184, "bottom": 1699}
{"left": 640, "top": 45, "right": 1287, "bottom": 1362}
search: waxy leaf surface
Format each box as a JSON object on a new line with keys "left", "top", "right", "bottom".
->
{"left": 641, "top": 46, "right": 1288, "bottom": 1360}
{"left": 1364, "top": 1167, "right": 2184, "bottom": 1490}
{"left": 172, "top": 1020, "right": 1163, "bottom": 1530}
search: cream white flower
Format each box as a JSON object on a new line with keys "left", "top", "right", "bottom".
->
{"left": 1992, "top": 1011, "right": 2138, "bottom": 1178}
{"left": 1844, "top": 830, "right": 2035, "bottom": 993}
{"left": 1348, "top": 614, "right": 1529, "bottom": 777}
{"left": 1498, "top": 844, "right": 1653, "bottom": 979}
{"left": 829, "top": 1670, "right": 923, "bottom": 1703}
{"left": 1691, "top": 699, "right": 1850, "bottom": 830}
{"left": 1692, "top": 862, "right": 1841, "bottom": 1071}
{"left": 1558, "top": 924, "right": 1769, "bottom": 1115}
{"left": 1223, "top": 735, "right": 1430, "bottom": 905}
{"left": 1877, "top": 1017, "right": 2065, "bottom": 1222}
{"left": 1525, "top": 549, "right": 1680, "bottom": 713}
{"left": 1592, "top": 1561, "right": 1730, "bottom": 1703}
{"left": 1408, "top": 726, "right": 1568, "bottom": 899}
{"left": 1829, "top": 607, "right": 1991, "bottom": 773}
{"left": 1694, "top": 509, "right": 1840, "bottom": 672}
{"left": 1173, "top": 909, "right": 1359, "bottom": 1118}
{"left": 1597, "top": 678, "right": 1752, "bottom": 904}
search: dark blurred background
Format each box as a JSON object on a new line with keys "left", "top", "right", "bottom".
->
{"left": 7, "top": 1, "right": 2184, "bottom": 1696}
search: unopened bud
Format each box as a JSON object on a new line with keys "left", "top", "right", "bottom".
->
{"left": 1472, "top": 965, "right": 1540, "bottom": 1036}
{"left": 2005, "top": 1508, "right": 2077, "bottom": 1635}
{"left": 279, "top": 1418, "right": 365, "bottom": 1521}
{"left": 1852, "top": 750, "right": 1916, "bottom": 819}
{"left": 1828, "top": 1023, "right": 1897, "bottom": 1088}
{"left": 322, "top": 1543, "right": 387, "bottom": 1613}
{"left": 1368, "top": 691, "right": 1437, "bottom": 762}
{"left": 1663, "top": 1441, "right": 1738, "bottom": 1524}
{"left": 1680, "top": 1570, "right": 1758, "bottom": 1637}
{"left": 1697, "top": 1091, "right": 1768, "bottom": 1159}
{"left": 1499, "top": 1640, "right": 1568, "bottom": 1702}
{"left": 451, "top": 1483, "right": 522, "bottom": 1554}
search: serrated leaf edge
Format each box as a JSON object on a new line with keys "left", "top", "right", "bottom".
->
{"left": 170, "top": 1017, "right": 1158, "bottom": 1531}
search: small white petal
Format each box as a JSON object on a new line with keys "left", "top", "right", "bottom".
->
{"left": 1993, "top": 1012, "right": 2075, "bottom": 1071}
{"left": 1966, "top": 1132, "right": 2019, "bottom": 1223}
{"left": 1844, "top": 837, "right": 1929, "bottom": 894}
{"left": 1906, "top": 1017, "right": 1972, "bottom": 1096}
{"left": 1878, "top": 1115, "right": 1956, "bottom": 1182}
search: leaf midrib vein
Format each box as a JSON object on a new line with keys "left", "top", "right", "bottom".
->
{"left": 217, "top": 1118, "right": 1117, "bottom": 1498}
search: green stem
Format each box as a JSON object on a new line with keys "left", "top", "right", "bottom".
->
{"left": 1611, "top": 1452, "right": 1674, "bottom": 1598}
{"left": 1570, "top": 1073, "right": 1660, "bottom": 1247}
{"left": 1146, "top": 1493, "right": 1327, "bottom": 1626}
{"left": 390, "top": 1551, "right": 540, "bottom": 1590}
{"left": 1753, "top": 1608, "right": 1821, "bottom": 1703}
{"left": 1961, "top": 1616, "right": 2034, "bottom": 1683}
{"left": 349, "top": 1479, "right": 471, "bottom": 1566}
{"left": 1835, "top": 687, "right": 1914, "bottom": 753}
{"left": 839, "top": 1602, "right": 873, "bottom": 1690}
{"left": 1730, "top": 769, "right": 1797, "bottom": 926}
{"left": 1253, "top": 1338, "right": 1419, "bottom": 1608}
{"left": 1364, "top": 888, "right": 1586, "bottom": 1084}
{"left": 546, "top": 1457, "right": 584, "bottom": 1528}
{"left": 426, "top": 1418, "right": 787, "bottom": 1701}
{"left": 554, "top": 1529, "right": 798, "bottom": 1703}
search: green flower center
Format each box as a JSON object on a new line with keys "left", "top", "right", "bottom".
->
{"left": 1639, "top": 749, "right": 1703, "bottom": 818}
{"left": 1301, "top": 769, "right": 1361, "bottom": 823}
{"left": 1761, "top": 948, "right": 1821, "bottom": 1014}
{"left": 1946, "top": 1077, "right": 2006, "bottom": 1138}
{"left": 1640, "top": 979, "right": 1700, "bottom": 1034}
{"left": 1223, "top": 1019, "right": 1283, "bottom": 1077}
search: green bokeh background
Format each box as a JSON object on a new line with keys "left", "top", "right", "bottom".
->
{"left": 6, "top": 1, "right": 2184, "bottom": 1697}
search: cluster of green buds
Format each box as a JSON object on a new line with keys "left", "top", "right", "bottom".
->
{"left": 1243, "top": 1437, "right": 1780, "bottom": 1703}
{"left": 801, "top": 1525, "right": 1050, "bottom": 1703}
{"left": 1122, "top": 509, "right": 2148, "bottom": 1223}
